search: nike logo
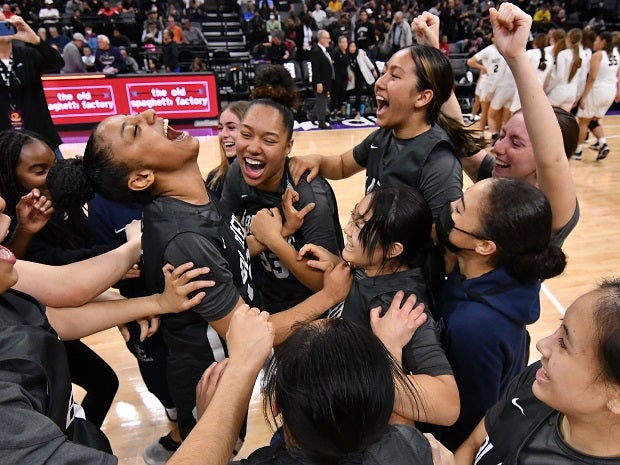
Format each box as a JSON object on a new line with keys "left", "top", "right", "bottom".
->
{"left": 511, "top": 397, "right": 525, "bottom": 415}
{"left": 241, "top": 194, "right": 248, "bottom": 198}
{"left": 370, "top": 144, "right": 379, "bottom": 149}
{"left": 114, "top": 227, "right": 126, "bottom": 235}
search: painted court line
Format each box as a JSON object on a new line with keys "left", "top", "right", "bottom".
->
{"left": 541, "top": 283, "right": 566, "bottom": 316}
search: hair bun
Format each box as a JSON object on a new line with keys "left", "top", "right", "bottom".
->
{"left": 251, "top": 64, "right": 300, "bottom": 110}
{"left": 47, "top": 157, "right": 94, "bottom": 210}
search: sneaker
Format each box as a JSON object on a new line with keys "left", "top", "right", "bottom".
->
{"left": 143, "top": 433, "right": 181, "bottom": 465}
{"left": 571, "top": 151, "right": 582, "bottom": 160}
{"left": 589, "top": 141, "right": 601, "bottom": 151}
{"left": 165, "top": 407, "right": 177, "bottom": 422}
{"left": 597, "top": 144, "right": 610, "bottom": 160}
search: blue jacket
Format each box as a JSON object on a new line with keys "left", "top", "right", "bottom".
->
{"left": 430, "top": 266, "right": 540, "bottom": 450}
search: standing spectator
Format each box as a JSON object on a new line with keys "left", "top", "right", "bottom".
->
{"left": 142, "top": 20, "right": 162, "bottom": 45}
{"left": 295, "top": 14, "right": 315, "bottom": 61}
{"left": 439, "top": 0, "right": 459, "bottom": 42}
{"left": 61, "top": 32, "right": 86, "bottom": 73}
{"left": 347, "top": 40, "right": 377, "bottom": 118}
{"left": 95, "top": 34, "right": 125, "bottom": 74}
{"left": 331, "top": 34, "right": 349, "bottom": 115}
{"left": 354, "top": 9, "right": 376, "bottom": 53}
{"left": 248, "top": 10, "right": 268, "bottom": 51}
{"left": 119, "top": 46, "right": 140, "bottom": 73}
{"left": 39, "top": 0, "right": 61, "bottom": 24}
{"left": 254, "top": 29, "right": 289, "bottom": 63}
{"left": 309, "top": 29, "right": 334, "bottom": 129}
{"left": 181, "top": 18, "right": 207, "bottom": 46}
{"left": 166, "top": 16, "right": 184, "bottom": 44}
{"left": 0, "top": 14, "right": 65, "bottom": 158}
{"left": 46, "top": 25, "right": 69, "bottom": 50}
{"left": 381, "top": 11, "right": 412, "bottom": 58}
{"left": 161, "top": 28, "right": 179, "bottom": 72}
{"left": 532, "top": 2, "right": 551, "bottom": 31}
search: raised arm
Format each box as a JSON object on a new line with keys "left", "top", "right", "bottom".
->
{"left": 491, "top": 4, "right": 576, "bottom": 232}
{"left": 13, "top": 237, "right": 142, "bottom": 307}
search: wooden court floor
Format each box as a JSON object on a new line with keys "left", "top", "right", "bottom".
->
{"left": 59, "top": 115, "right": 620, "bottom": 464}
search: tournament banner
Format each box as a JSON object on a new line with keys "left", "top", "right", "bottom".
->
{"left": 43, "top": 72, "right": 219, "bottom": 125}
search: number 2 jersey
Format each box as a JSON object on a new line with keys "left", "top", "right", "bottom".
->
{"left": 221, "top": 158, "right": 343, "bottom": 313}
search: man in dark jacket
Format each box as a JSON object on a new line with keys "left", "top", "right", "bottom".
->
{"left": 309, "top": 29, "right": 334, "bottom": 129}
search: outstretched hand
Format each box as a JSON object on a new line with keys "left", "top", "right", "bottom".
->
{"left": 195, "top": 359, "right": 230, "bottom": 420}
{"left": 411, "top": 12, "right": 440, "bottom": 48}
{"left": 370, "top": 291, "right": 427, "bottom": 361}
{"left": 156, "top": 262, "right": 214, "bottom": 314}
{"left": 489, "top": 3, "right": 532, "bottom": 60}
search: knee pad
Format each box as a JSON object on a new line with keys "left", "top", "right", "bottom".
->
{"left": 588, "top": 120, "right": 600, "bottom": 131}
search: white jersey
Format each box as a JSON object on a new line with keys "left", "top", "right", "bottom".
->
{"left": 593, "top": 49, "right": 619, "bottom": 89}
{"left": 473, "top": 44, "right": 502, "bottom": 85}
{"left": 546, "top": 48, "right": 582, "bottom": 110}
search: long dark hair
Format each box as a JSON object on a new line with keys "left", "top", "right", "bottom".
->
{"left": 262, "top": 319, "right": 421, "bottom": 463}
{"left": 478, "top": 178, "right": 566, "bottom": 283}
{"left": 407, "top": 45, "right": 485, "bottom": 157}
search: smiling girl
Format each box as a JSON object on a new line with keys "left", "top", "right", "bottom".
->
{"left": 290, "top": 43, "right": 484, "bottom": 219}
{"left": 298, "top": 186, "right": 459, "bottom": 427}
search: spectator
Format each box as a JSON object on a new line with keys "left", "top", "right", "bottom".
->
{"left": 242, "top": 0, "right": 256, "bottom": 22}
{"left": 46, "top": 26, "right": 69, "bottom": 51}
{"left": 295, "top": 14, "right": 315, "bottom": 61}
{"left": 254, "top": 29, "right": 289, "bottom": 63}
{"left": 69, "top": 8, "right": 85, "bottom": 34}
{"left": 308, "top": 29, "right": 334, "bottom": 129}
{"left": 327, "top": 0, "right": 342, "bottom": 14}
{"left": 110, "top": 27, "right": 130, "bottom": 47}
{"left": 84, "top": 26, "right": 98, "bottom": 49}
{"left": 354, "top": 9, "right": 376, "bottom": 52}
{"left": 247, "top": 10, "right": 268, "bottom": 51}
{"left": 181, "top": 18, "right": 207, "bottom": 46}
{"left": 142, "top": 20, "right": 162, "bottom": 45}
{"left": 147, "top": 56, "right": 161, "bottom": 73}
{"left": 311, "top": 2, "right": 327, "bottom": 27}
{"left": 119, "top": 46, "right": 140, "bottom": 73}
{"left": 331, "top": 34, "right": 349, "bottom": 115}
{"left": 439, "top": 34, "right": 450, "bottom": 55}
{"left": 382, "top": 11, "right": 412, "bottom": 58}
{"left": 185, "top": 0, "right": 204, "bottom": 23}
{"left": 2, "top": 2, "right": 14, "bottom": 18}
{"left": 161, "top": 28, "right": 179, "bottom": 72}
{"left": 190, "top": 56, "right": 206, "bottom": 71}
{"left": 97, "top": 0, "right": 118, "bottom": 17}
{"left": 532, "top": 2, "right": 551, "bottom": 30}
{"left": 166, "top": 16, "right": 184, "bottom": 44}
{"left": 61, "top": 32, "right": 86, "bottom": 73}
{"left": 143, "top": 6, "right": 164, "bottom": 32}
{"left": 39, "top": 0, "right": 60, "bottom": 24}
{"left": 65, "top": 0, "right": 84, "bottom": 15}
{"left": 439, "top": 0, "right": 459, "bottom": 42}
{"left": 166, "top": 2, "right": 181, "bottom": 22}
{"left": 36, "top": 27, "right": 47, "bottom": 43}
{"left": 81, "top": 44, "right": 96, "bottom": 71}
{"left": 265, "top": 11, "right": 281, "bottom": 34}
{"left": 95, "top": 34, "right": 125, "bottom": 74}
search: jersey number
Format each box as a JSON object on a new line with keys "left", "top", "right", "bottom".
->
{"left": 609, "top": 56, "right": 619, "bottom": 66}
{"left": 260, "top": 251, "right": 290, "bottom": 279}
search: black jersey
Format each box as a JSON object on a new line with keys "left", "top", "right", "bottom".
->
{"left": 340, "top": 268, "right": 453, "bottom": 377}
{"left": 352, "top": 125, "right": 462, "bottom": 219}
{"left": 476, "top": 361, "right": 620, "bottom": 465}
{"left": 221, "top": 158, "right": 343, "bottom": 313}
{"left": 142, "top": 195, "right": 255, "bottom": 354}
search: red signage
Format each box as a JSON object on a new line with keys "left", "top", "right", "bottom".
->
{"left": 43, "top": 73, "right": 219, "bottom": 125}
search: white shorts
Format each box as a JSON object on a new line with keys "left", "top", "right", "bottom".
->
{"left": 478, "top": 78, "right": 494, "bottom": 101}
{"left": 576, "top": 86, "right": 615, "bottom": 119}
{"left": 490, "top": 84, "right": 515, "bottom": 110}
{"left": 547, "top": 85, "right": 577, "bottom": 112}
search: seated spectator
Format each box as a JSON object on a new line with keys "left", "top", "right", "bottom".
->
{"left": 327, "top": 0, "right": 342, "bottom": 14}
{"left": 439, "top": 34, "right": 450, "bottom": 55}
{"left": 119, "top": 47, "right": 140, "bottom": 73}
{"left": 147, "top": 56, "right": 161, "bottom": 73}
{"left": 95, "top": 34, "right": 125, "bottom": 74}
{"left": 142, "top": 21, "right": 162, "bottom": 45}
{"left": 82, "top": 44, "right": 97, "bottom": 71}
{"left": 253, "top": 29, "right": 289, "bottom": 63}
{"left": 185, "top": 0, "right": 204, "bottom": 23}
{"left": 143, "top": 6, "right": 164, "bottom": 32}
{"left": 181, "top": 18, "right": 207, "bottom": 46}
{"left": 110, "top": 27, "right": 130, "bottom": 47}
{"left": 61, "top": 32, "right": 87, "bottom": 73}
{"left": 2, "top": 2, "right": 14, "bottom": 18}
{"left": 97, "top": 0, "right": 119, "bottom": 17}
{"left": 265, "top": 12, "right": 281, "bottom": 34}
{"left": 65, "top": 0, "right": 85, "bottom": 15}
{"left": 311, "top": 2, "right": 327, "bottom": 27}
{"left": 190, "top": 56, "right": 207, "bottom": 71}
{"left": 47, "top": 26, "right": 69, "bottom": 50}
{"left": 84, "top": 26, "right": 98, "bottom": 49}
{"left": 39, "top": 0, "right": 61, "bottom": 24}
{"left": 166, "top": 16, "right": 184, "bottom": 44}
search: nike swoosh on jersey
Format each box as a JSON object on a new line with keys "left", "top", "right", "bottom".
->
{"left": 241, "top": 194, "right": 248, "bottom": 198}
{"left": 370, "top": 144, "right": 379, "bottom": 149}
{"left": 511, "top": 397, "right": 525, "bottom": 415}
{"left": 114, "top": 227, "right": 126, "bottom": 235}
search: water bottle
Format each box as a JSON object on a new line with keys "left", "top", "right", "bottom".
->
{"left": 346, "top": 103, "right": 351, "bottom": 118}
{"left": 360, "top": 103, "right": 365, "bottom": 117}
